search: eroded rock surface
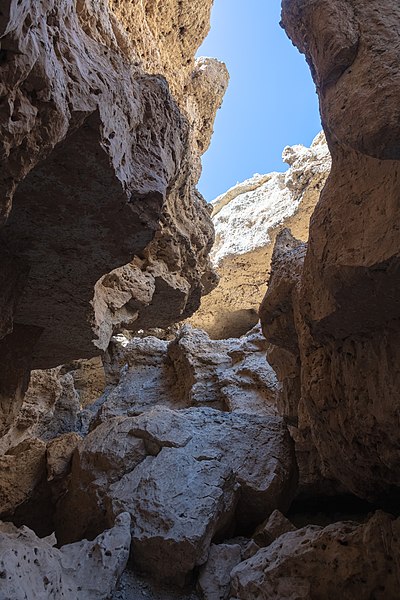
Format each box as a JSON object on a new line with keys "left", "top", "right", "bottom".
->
{"left": 0, "top": 0, "right": 227, "bottom": 431}
{"left": 91, "top": 324, "right": 279, "bottom": 425}
{"left": 0, "top": 512, "right": 131, "bottom": 600}
{"left": 56, "top": 406, "right": 297, "bottom": 584}
{"left": 259, "top": 0, "right": 400, "bottom": 501}
{"left": 231, "top": 511, "right": 400, "bottom": 600}
{"left": 190, "top": 133, "right": 330, "bottom": 338}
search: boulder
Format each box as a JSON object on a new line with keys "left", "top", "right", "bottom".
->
{"left": 56, "top": 406, "right": 297, "bottom": 584}
{"left": 0, "top": 512, "right": 131, "bottom": 599}
{"left": 92, "top": 325, "right": 279, "bottom": 426}
{"left": 231, "top": 511, "right": 400, "bottom": 599}
{"left": 198, "top": 544, "right": 242, "bottom": 600}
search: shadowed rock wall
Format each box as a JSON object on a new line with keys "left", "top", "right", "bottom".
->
{"left": 261, "top": 0, "right": 400, "bottom": 502}
{"left": 0, "top": 0, "right": 228, "bottom": 432}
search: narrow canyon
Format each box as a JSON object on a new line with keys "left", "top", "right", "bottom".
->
{"left": 0, "top": 1, "right": 399, "bottom": 599}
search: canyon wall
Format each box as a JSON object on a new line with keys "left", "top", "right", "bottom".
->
{"left": 0, "top": 0, "right": 228, "bottom": 436}
{"left": 190, "top": 133, "right": 331, "bottom": 338}
{"left": 261, "top": 0, "right": 400, "bottom": 502}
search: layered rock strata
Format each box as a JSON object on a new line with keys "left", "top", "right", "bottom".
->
{"left": 260, "top": 0, "right": 400, "bottom": 502}
{"left": 190, "top": 133, "right": 331, "bottom": 338}
{"left": 0, "top": 0, "right": 227, "bottom": 434}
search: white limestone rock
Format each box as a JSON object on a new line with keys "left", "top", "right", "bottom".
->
{"left": 211, "top": 133, "right": 331, "bottom": 266}
{"left": 0, "top": 513, "right": 131, "bottom": 600}
{"left": 56, "top": 406, "right": 297, "bottom": 585}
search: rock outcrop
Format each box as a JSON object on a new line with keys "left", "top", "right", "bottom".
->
{"left": 56, "top": 404, "right": 297, "bottom": 584}
{"left": 92, "top": 324, "right": 279, "bottom": 424}
{"left": 0, "top": 0, "right": 227, "bottom": 435}
{"left": 0, "top": 512, "right": 131, "bottom": 599}
{"left": 190, "top": 133, "right": 331, "bottom": 338}
{"left": 231, "top": 511, "right": 400, "bottom": 600}
{"left": 260, "top": 0, "right": 400, "bottom": 502}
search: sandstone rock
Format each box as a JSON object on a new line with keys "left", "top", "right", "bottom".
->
{"left": 258, "top": 0, "right": 400, "bottom": 501}
{"left": 0, "top": 0, "right": 226, "bottom": 435}
{"left": 93, "top": 325, "right": 279, "bottom": 425}
{"left": 198, "top": 544, "right": 242, "bottom": 600}
{"left": 56, "top": 406, "right": 297, "bottom": 584}
{"left": 46, "top": 432, "right": 82, "bottom": 502}
{"left": 259, "top": 230, "right": 340, "bottom": 496}
{"left": 252, "top": 510, "right": 296, "bottom": 548}
{"left": 92, "top": 335, "right": 174, "bottom": 425}
{"left": 0, "top": 512, "right": 131, "bottom": 599}
{"left": 190, "top": 133, "right": 331, "bottom": 338}
{"left": 64, "top": 356, "right": 106, "bottom": 409}
{"left": 0, "top": 437, "right": 46, "bottom": 516}
{"left": 0, "top": 366, "right": 81, "bottom": 453}
{"left": 230, "top": 511, "right": 400, "bottom": 599}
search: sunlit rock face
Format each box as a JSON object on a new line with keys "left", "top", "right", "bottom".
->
{"left": 189, "top": 133, "right": 331, "bottom": 339}
{"left": 260, "top": 0, "right": 400, "bottom": 502}
{"left": 0, "top": 0, "right": 228, "bottom": 433}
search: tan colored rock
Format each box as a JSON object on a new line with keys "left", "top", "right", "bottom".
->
{"left": 252, "top": 510, "right": 296, "bottom": 548}
{"left": 190, "top": 134, "right": 330, "bottom": 338}
{"left": 0, "top": 0, "right": 227, "bottom": 433}
{"left": 259, "top": 0, "right": 400, "bottom": 501}
{"left": 0, "top": 437, "right": 46, "bottom": 516}
{"left": 46, "top": 432, "right": 82, "bottom": 502}
{"left": 65, "top": 356, "right": 106, "bottom": 409}
{"left": 56, "top": 406, "right": 297, "bottom": 584}
{"left": 0, "top": 366, "right": 81, "bottom": 453}
{"left": 231, "top": 511, "right": 400, "bottom": 600}
{"left": 260, "top": 230, "right": 344, "bottom": 496}
{"left": 0, "top": 512, "right": 131, "bottom": 599}
{"left": 91, "top": 325, "right": 279, "bottom": 426}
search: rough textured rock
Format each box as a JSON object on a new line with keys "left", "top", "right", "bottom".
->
{"left": 260, "top": 229, "right": 341, "bottom": 496}
{"left": 91, "top": 325, "right": 279, "bottom": 426}
{"left": 0, "top": 437, "right": 46, "bottom": 517}
{"left": 190, "top": 133, "right": 330, "bottom": 338}
{"left": 0, "top": 364, "right": 83, "bottom": 453}
{"left": 0, "top": 0, "right": 227, "bottom": 434}
{"left": 198, "top": 544, "right": 242, "bottom": 600}
{"left": 56, "top": 406, "right": 297, "bottom": 584}
{"left": 252, "top": 509, "right": 296, "bottom": 548}
{"left": 230, "top": 511, "right": 400, "bottom": 599}
{"left": 0, "top": 512, "right": 131, "bottom": 599}
{"left": 259, "top": 0, "right": 400, "bottom": 501}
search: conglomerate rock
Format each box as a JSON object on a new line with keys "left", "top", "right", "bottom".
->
{"left": 0, "top": 0, "right": 227, "bottom": 433}
{"left": 0, "top": 512, "right": 131, "bottom": 600}
{"left": 190, "top": 133, "right": 331, "bottom": 338}
{"left": 56, "top": 406, "right": 297, "bottom": 584}
{"left": 259, "top": 0, "right": 400, "bottom": 501}
{"left": 230, "top": 511, "right": 400, "bottom": 600}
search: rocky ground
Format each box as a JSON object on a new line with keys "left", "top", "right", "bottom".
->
{"left": 112, "top": 569, "right": 200, "bottom": 600}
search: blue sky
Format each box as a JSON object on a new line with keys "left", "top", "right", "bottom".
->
{"left": 196, "top": 0, "right": 322, "bottom": 201}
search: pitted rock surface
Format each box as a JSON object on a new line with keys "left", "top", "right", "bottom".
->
{"left": 230, "top": 511, "right": 400, "bottom": 600}
{"left": 259, "top": 0, "right": 400, "bottom": 501}
{"left": 0, "top": 512, "right": 131, "bottom": 600}
{"left": 190, "top": 133, "right": 331, "bottom": 338}
{"left": 0, "top": 0, "right": 227, "bottom": 429}
{"left": 56, "top": 406, "right": 297, "bottom": 584}
{"left": 91, "top": 325, "right": 279, "bottom": 426}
